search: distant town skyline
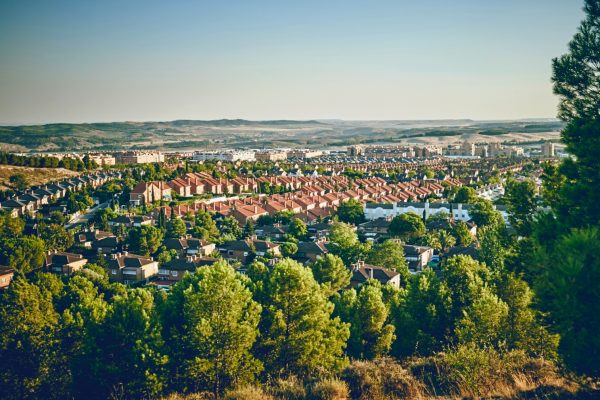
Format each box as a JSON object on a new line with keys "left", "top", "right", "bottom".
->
{"left": 0, "top": 0, "right": 585, "bottom": 124}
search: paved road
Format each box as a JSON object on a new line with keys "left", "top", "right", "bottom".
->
{"left": 65, "top": 201, "right": 110, "bottom": 229}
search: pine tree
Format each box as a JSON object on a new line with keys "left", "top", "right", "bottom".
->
{"left": 550, "top": 0, "right": 600, "bottom": 228}
{"left": 311, "top": 254, "right": 352, "bottom": 296}
{"left": 344, "top": 282, "right": 396, "bottom": 359}
{"left": 161, "top": 260, "right": 262, "bottom": 395}
{"left": 257, "top": 258, "right": 350, "bottom": 376}
{"left": 0, "top": 276, "right": 61, "bottom": 399}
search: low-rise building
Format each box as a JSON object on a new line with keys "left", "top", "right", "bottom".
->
{"left": 255, "top": 150, "right": 288, "bottom": 162}
{"left": 192, "top": 150, "right": 255, "bottom": 162}
{"left": 349, "top": 260, "right": 401, "bottom": 288}
{"left": 403, "top": 245, "right": 434, "bottom": 271}
{"left": 46, "top": 251, "right": 88, "bottom": 275}
{"left": 287, "top": 149, "right": 323, "bottom": 159}
{"left": 0, "top": 266, "right": 14, "bottom": 290}
{"left": 219, "top": 239, "right": 280, "bottom": 264}
{"left": 115, "top": 151, "right": 164, "bottom": 164}
{"left": 158, "top": 255, "right": 218, "bottom": 284}
{"left": 129, "top": 181, "right": 172, "bottom": 205}
{"left": 107, "top": 252, "right": 159, "bottom": 285}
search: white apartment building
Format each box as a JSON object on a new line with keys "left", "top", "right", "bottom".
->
{"left": 192, "top": 150, "right": 255, "bottom": 162}
{"left": 364, "top": 201, "right": 509, "bottom": 224}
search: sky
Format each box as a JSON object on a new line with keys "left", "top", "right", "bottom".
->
{"left": 0, "top": 0, "right": 586, "bottom": 124}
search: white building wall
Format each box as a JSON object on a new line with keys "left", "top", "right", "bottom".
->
{"left": 364, "top": 202, "right": 509, "bottom": 224}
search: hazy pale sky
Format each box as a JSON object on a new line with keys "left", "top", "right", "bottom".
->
{"left": 0, "top": 0, "right": 585, "bottom": 124}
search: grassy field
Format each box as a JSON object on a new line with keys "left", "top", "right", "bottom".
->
{"left": 0, "top": 165, "right": 79, "bottom": 191}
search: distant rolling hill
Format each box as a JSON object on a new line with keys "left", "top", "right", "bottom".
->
{"left": 0, "top": 119, "right": 565, "bottom": 153}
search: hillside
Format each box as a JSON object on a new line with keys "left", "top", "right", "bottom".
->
{"left": 0, "top": 119, "right": 565, "bottom": 152}
{"left": 0, "top": 165, "right": 79, "bottom": 190}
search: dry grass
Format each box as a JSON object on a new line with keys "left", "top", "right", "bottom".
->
{"left": 268, "top": 375, "right": 307, "bottom": 400}
{"left": 160, "top": 355, "right": 598, "bottom": 400}
{"left": 0, "top": 165, "right": 79, "bottom": 190}
{"left": 224, "top": 385, "right": 274, "bottom": 400}
{"left": 310, "top": 378, "right": 350, "bottom": 400}
{"left": 342, "top": 357, "right": 426, "bottom": 400}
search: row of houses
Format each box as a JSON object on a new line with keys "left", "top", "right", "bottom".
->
{"left": 154, "top": 177, "right": 460, "bottom": 226}
{"left": 0, "top": 170, "right": 123, "bottom": 216}
{"left": 129, "top": 173, "right": 359, "bottom": 205}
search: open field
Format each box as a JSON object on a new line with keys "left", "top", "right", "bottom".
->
{"left": 0, "top": 165, "right": 79, "bottom": 190}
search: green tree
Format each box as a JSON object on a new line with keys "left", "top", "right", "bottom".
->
{"left": 218, "top": 217, "right": 242, "bottom": 240}
{"left": 534, "top": 228, "right": 600, "bottom": 375}
{"left": 279, "top": 242, "right": 298, "bottom": 258}
{"left": 287, "top": 217, "right": 307, "bottom": 240}
{"left": 93, "top": 207, "right": 117, "bottom": 231}
{"left": 38, "top": 223, "right": 74, "bottom": 251}
{"left": 328, "top": 221, "right": 371, "bottom": 265}
{"left": 366, "top": 239, "right": 409, "bottom": 281}
{"left": 393, "top": 268, "right": 451, "bottom": 357}
{"left": 388, "top": 212, "right": 425, "bottom": 241}
{"left": 548, "top": 0, "right": 600, "bottom": 229}
{"left": 495, "top": 272, "right": 559, "bottom": 359}
{"left": 9, "top": 173, "right": 28, "bottom": 190}
{"left": 166, "top": 217, "right": 187, "bottom": 238}
{"left": 452, "top": 186, "right": 477, "bottom": 204}
{"left": 257, "top": 258, "right": 349, "bottom": 376}
{"left": 161, "top": 260, "right": 262, "bottom": 395}
{"left": 0, "top": 212, "right": 24, "bottom": 238}
{"left": 452, "top": 221, "right": 473, "bottom": 247}
{"left": 436, "top": 229, "right": 456, "bottom": 254}
{"left": 0, "top": 276, "right": 62, "bottom": 400}
{"left": 75, "top": 288, "right": 166, "bottom": 399}
{"left": 243, "top": 219, "right": 256, "bottom": 238}
{"left": 311, "top": 254, "right": 352, "bottom": 296}
{"left": 336, "top": 199, "right": 365, "bottom": 225}
{"left": 342, "top": 283, "right": 395, "bottom": 359}
{"left": 0, "top": 236, "right": 46, "bottom": 274}
{"left": 128, "top": 225, "right": 164, "bottom": 255}
{"left": 469, "top": 199, "right": 503, "bottom": 228}
{"left": 455, "top": 287, "right": 508, "bottom": 348}
{"left": 442, "top": 255, "right": 490, "bottom": 338}
{"left": 194, "top": 210, "right": 220, "bottom": 241}
{"left": 478, "top": 226, "right": 506, "bottom": 272}
{"left": 504, "top": 179, "right": 538, "bottom": 236}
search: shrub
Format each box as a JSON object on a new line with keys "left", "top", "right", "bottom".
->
{"left": 224, "top": 385, "right": 274, "bottom": 400}
{"left": 342, "top": 358, "right": 424, "bottom": 400}
{"left": 268, "top": 375, "right": 307, "bottom": 400}
{"left": 411, "top": 345, "right": 578, "bottom": 399}
{"left": 160, "top": 393, "right": 214, "bottom": 400}
{"left": 310, "top": 378, "right": 349, "bottom": 400}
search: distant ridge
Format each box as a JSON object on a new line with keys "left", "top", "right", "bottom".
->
{"left": 0, "top": 119, "right": 565, "bottom": 153}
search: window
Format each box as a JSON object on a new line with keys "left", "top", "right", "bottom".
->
{"left": 171, "top": 271, "right": 178, "bottom": 277}
{"left": 159, "top": 269, "right": 169, "bottom": 275}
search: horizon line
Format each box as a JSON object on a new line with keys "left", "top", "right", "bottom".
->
{"left": 0, "top": 116, "right": 562, "bottom": 127}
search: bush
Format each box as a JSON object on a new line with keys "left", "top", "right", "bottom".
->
{"left": 442, "top": 344, "right": 506, "bottom": 396}
{"left": 410, "top": 345, "right": 578, "bottom": 399}
{"left": 160, "top": 393, "right": 214, "bottom": 400}
{"left": 268, "top": 375, "right": 307, "bottom": 400}
{"left": 310, "top": 378, "right": 349, "bottom": 400}
{"left": 342, "top": 358, "right": 424, "bottom": 400}
{"left": 224, "top": 385, "right": 274, "bottom": 400}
